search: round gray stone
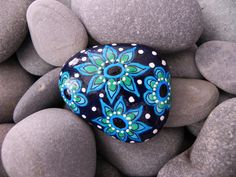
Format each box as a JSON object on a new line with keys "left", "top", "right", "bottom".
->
{"left": 0, "top": 57, "right": 35, "bottom": 123}
{"left": 95, "top": 128, "right": 184, "bottom": 177}
{"left": 197, "top": 0, "right": 236, "bottom": 43}
{"left": 13, "top": 68, "right": 63, "bottom": 123}
{"left": 0, "top": 0, "right": 32, "bottom": 63}
{"left": 17, "top": 36, "right": 55, "bottom": 76}
{"left": 158, "top": 98, "right": 236, "bottom": 177}
{"left": 72, "top": 0, "right": 203, "bottom": 52}
{"left": 196, "top": 41, "right": 236, "bottom": 95}
{"left": 187, "top": 119, "right": 205, "bottom": 136}
{"left": 2, "top": 108, "right": 96, "bottom": 177}
{"left": 160, "top": 46, "right": 202, "bottom": 79}
{"left": 165, "top": 78, "right": 219, "bottom": 127}
{"left": 27, "top": 0, "right": 88, "bottom": 66}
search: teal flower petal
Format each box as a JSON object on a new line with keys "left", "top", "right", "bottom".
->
{"left": 68, "top": 102, "right": 80, "bottom": 114}
{"left": 131, "top": 122, "right": 152, "bottom": 134}
{"left": 88, "top": 52, "right": 105, "bottom": 67}
{"left": 118, "top": 47, "right": 136, "bottom": 64}
{"left": 116, "top": 131, "right": 128, "bottom": 142}
{"left": 125, "top": 106, "right": 143, "bottom": 122}
{"left": 105, "top": 79, "right": 120, "bottom": 104}
{"left": 104, "top": 127, "right": 116, "bottom": 136}
{"left": 73, "top": 93, "right": 88, "bottom": 107}
{"left": 154, "top": 67, "right": 165, "bottom": 79}
{"left": 127, "top": 131, "right": 141, "bottom": 142}
{"left": 154, "top": 104, "right": 166, "bottom": 116}
{"left": 126, "top": 62, "right": 149, "bottom": 76}
{"left": 120, "top": 76, "right": 140, "bottom": 97}
{"left": 87, "top": 75, "right": 105, "bottom": 93}
{"left": 103, "top": 45, "right": 117, "bottom": 63}
{"left": 114, "top": 96, "right": 126, "bottom": 114}
{"left": 92, "top": 117, "right": 108, "bottom": 127}
{"left": 74, "top": 63, "right": 98, "bottom": 76}
{"left": 100, "top": 99, "right": 113, "bottom": 117}
{"left": 143, "top": 90, "right": 156, "bottom": 105}
{"left": 144, "top": 76, "right": 157, "bottom": 90}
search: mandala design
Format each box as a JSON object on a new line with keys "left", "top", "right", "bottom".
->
{"left": 58, "top": 72, "right": 88, "bottom": 114}
{"left": 93, "top": 96, "right": 152, "bottom": 142}
{"left": 144, "top": 67, "right": 171, "bottom": 116}
{"left": 74, "top": 45, "right": 149, "bottom": 103}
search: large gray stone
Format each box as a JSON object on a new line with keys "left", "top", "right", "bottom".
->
{"left": 27, "top": 0, "right": 88, "bottom": 66}
{"left": 17, "top": 36, "right": 55, "bottom": 76}
{"left": 160, "top": 46, "right": 202, "bottom": 79}
{"left": 165, "top": 78, "right": 219, "bottom": 127}
{"left": 187, "top": 119, "right": 205, "bottom": 136}
{"left": 13, "top": 68, "right": 63, "bottom": 123}
{"left": 196, "top": 41, "right": 236, "bottom": 95}
{"left": 0, "top": 0, "right": 32, "bottom": 63}
{"left": 0, "top": 57, "right": 34, "bottom": 123}
{"left": 95, "top": 128, "right": 184, "bottom": 177}
{"left": 158, "top": 98, "right": 236, "bottom": 177}
{"left": 197, "top": 0, "right": 236, "bottom": 43}
{"left": 2, "top": 108, "right": 96, "bottom": 177}
{"left": 72, "top": 0, "right": 203, "bottom": 53}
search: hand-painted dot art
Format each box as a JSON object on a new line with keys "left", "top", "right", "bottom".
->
{"left": 58, "top": 44, "right": 171, "bottom": 143}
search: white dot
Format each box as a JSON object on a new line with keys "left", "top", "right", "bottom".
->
{"left": 97, "top": 125, "right": 102, "bottom": 129}
{"left": 93, "top": 45, "right": 98, "bottom": 48}
{"left": 92, "top": 107, "right": 97, "bottom": 111}
{"left": 74, "top": 73, "right": 80, "bottom": 78}
{"left": 60, "top": 72, "right": 62, "bottom": 76}
{"left": 112, "top": 43, "right": 117, "bottom": 46}
{"left": 152, "top": 51, "right": 157, "bottom": 56}
{"left": 137, "top": 79, "right": 142, "bottom": 85}
{"left": 82, "top": 57, "right": 87, "bottom": 61}
{"left": 145, "top": 139, "right": 150, "bottom": 142}
{"left": 118, "top": 48, "right": 124, "bottom": 51}
{"left": 99, "top": 93, "right": 104, "bottom": 98}
{"left": 128, "top": 96, "right": 135, "bottom": 103}
{"left": 80, "top": 50, "right": 86, "bottom": 53}
{"left": 160, "top": 116, "right": 165, "bottom": 121}
{"left": 153, "top": 129, "right": 158, "bottom": 134}
{"left": 82, "top": 115, "right": 86, "bottom": 119}
{"left": 162, "top": 60, "right": 166, "bottom": 66}
{"left": 138, "top": 50, "right": 144, "bottom": 54}
{"left": 131, "top": 44, "right": 137, "bottom": 46}
{"left": 98, "top": 49, "right": 103, "bottom": 52}
{"left": 149, "top": 62, "right": 155, "bottom": 68}
{"left": 145, "top": 113, "right": 151, "bottom": 119}
{"left": 81, "top": 88, "right": 86, "bottom": 93}
{"left": 130, "top": 141, "right": 135, "bottom": 144}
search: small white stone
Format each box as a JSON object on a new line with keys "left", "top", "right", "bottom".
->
{"left": 128, "top": 96, "right": 135, "bottom": 103}
{"left": 138, "top": 50, "right": 144, "bottom": 54}
{"left": 92, "top": 107, "right": 97, "bottom": 111}
{"left": 82, "top": 115, "right": 86, "bottom": 119}
{"left": 82, "top": 57, "right": 87, "bottom": 61}
{"left": 130, "top": 141, "right": 135, "bottom": 144}
{"left": 160, "top": 116, "right": 165, "bottom": 121}
{"left": 98, "top": 49, "right": 103, "bottom": 52}
{"left": 162, "top": 60, "right": 166, "bottom": 66}
{"left": 118, "top": 48, "right": 124, "bottom": 51}
{"left": 81, "top": 88, "right": 86, "bottom": 93}
{"left": 80, "top": 50, "right": 86, "bottom": 53}
{"left": 131, "top": 44, "right": 137, "bottom": 46}
{"left": 153, "top": 129, "right": 158, "bottom": 134}
{"left": 97, "top": 125, "right": 102, "bottom": 129}
{"left": 93, "top": 45, "right": 98, "bottom": 48}
{"left": 149, "top": 62, "right": 155, "bottom": 68}
{"left": 152, "top": 51, "right": 157, "bottom": 56}
{"left": 145, "top": 113, "right": 151, "bottom": 119}
{"left": 74, "top": 73, "right": 80, "bottom": 78}
{"left": 137, "top": 79, "right": 142, "bottom": 85}
{"left": 99, "top": 93, "right": 104, "bottom": 98}
{"left": 112, "top": 43, "right": 117, "bottom": 46}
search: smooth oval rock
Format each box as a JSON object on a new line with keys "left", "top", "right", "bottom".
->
{"left": 95, "top": 128, "right": 184, "bottom": 177}
{"left": 187, "top": 119, "right": 205, "bottom": 136}
{"left": 196, "top": 41, "right": 236, "bottom": 95}
{"left": 165, "top": 78, "right": 219, "bottom": 127}
{"left": 72, "top": 0, "right": 203, "bottom": 52}
{"left": 158, "top": 98, "right": 236, "bottom": 177}
{"left": 0, "top": 0, "right": 32, "bottom": 63}
{"left": 2, "top": 108, "right": 96, "bottom": 177}
{"left": 59, "top": 44, "right": 171, "bottom": 143}
{"left": 197, "top": 0, "right": 236, "bottom": 43}
{"left": 160, "top": 46, "right": 202, "bottom": 79}
{"left": 17, "top": 36, "right": 55, "bottom": 76}
{"left": 27, "top": 0, "right": 88, "bottom": 66}
{"left": 13, "top": 68, "right": 63, "bottom": 123}
{"left": 0, "top": 57, "right": 34, "bottom": 123}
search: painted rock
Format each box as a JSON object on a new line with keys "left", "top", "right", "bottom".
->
{"left": 59, "top": 44, "right": 171, "bottom": 143}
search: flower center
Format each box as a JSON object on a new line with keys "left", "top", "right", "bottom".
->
{"left": 63, "top": 89, "right": 71, "bottom": 100}
{"left": 113, "top": 118, "right": 126, "bottom": 128}
{"left": 159, "top": 84, "right": 168, "bottom": 98}
{"left": 108, "top": 66, "right": 122, "bottom": 76}
{"left": 103, "top": 63, "right": 125, "bottom": 79}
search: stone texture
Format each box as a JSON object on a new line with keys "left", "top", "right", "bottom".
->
{"left": 27, "top": 0, "right": 88, "bottom": 66}
{"left": 95, "top": 128, "right": 184, "bottom": 177}
{"left": 13, "top": 68, "right": 63, "bottom": 123}
{"left": 187, "top": 119, "right": 205, "bottom": 136}
{"left": 0, "top": 0, "right": 32, "bottom": 63}
{"left": 2, "top": 108, "right": 96, "bottom": 177}
{"left": 218, "top": 90, "right": 235, "bottom": 105}
{"left": 158, "top": 98, "right": 236, "bottom": 177}
{"left": 165, "top": 78, "right": 219, "bottom": 127}
{"left": 196, "top": 41, "right": 236, "bottom": 95}
{"left": 17, "top": 36, "right": 55, "bottom": 76}
{"left": 0, "top": 57, "right": 35, "bottom": 123}
{"left": 160, "top": 46, "right": 202, "bottom": 79}
{"left": 72, "top": 0, "right": 203, "bottom": 53}
{"left": 197, "top": 0, "right": 236, "bottom": 43}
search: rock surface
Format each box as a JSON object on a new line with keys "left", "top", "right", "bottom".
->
{"left": 27, "top": 0, "right": 88, "bottom": 66}
{"left": 72, "top": 0, "right": 203, "bottom": 52}
{"left": 17, "top": 36, "right": 54, "bottom": 76}
{"left": 0, "top": 57, "right": 34, "bottom": 123}
{"left": 197, "top": 0, "right": 236, "bottom": 43}
{"left": 13, "top": 68, "right": 63, "bottom": 123}
{"left": 218, "top": 90, "right": 235, "bottom": 105}
{"left": 158, "top": 98, "right": 236, "bottom": 177}
{"left": 187, "top": 119, "right": 205, "bottom": 136}
{"left": 165, "top": 78, "right": 219, "bottom": 127}
{"left": 196, "top": 41, "right": 236, "bottom": 95}
{"left": 2, "top": 108, "right": 96, "bottom": 177}
{"left": 95, "top": 128, "right": 184, "bottom": 177}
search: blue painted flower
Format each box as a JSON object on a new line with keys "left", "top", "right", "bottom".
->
{"left": 74, "top": 45, "right": 149, "bottom": 103}
{"left": 93, "top": 96, "right": 152, "bottom": 142}
{"left": 144, "top": 67, "right": 171, "bottom": 116}
{"left": 58, "top": 72, "right": 88, "bottom": 114}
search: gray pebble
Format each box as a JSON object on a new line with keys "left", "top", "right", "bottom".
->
{"left": 95, "top": 128, "right": 184, "bottom": 177}
{"left": 187, "top": 119, "right": 205, "bottom": 136}
{"left": 0, "top": 0, "right": 32, "bottom": 63}
{"left": 158, "top": 98, "right": 236, "bottom": 177}
{"left": 72, "top": 0, "right": 203, "bottom": 52}
{"left": 196, "top": 41, "right": 236, "bottom": 95}
{"left": 2, "top": 108, "right": 96, "bottom": 177}
{"left": 17, "top": 36, "right": 55, "bottom": 76}
{"left": 160, "top": 46, "right": 202, "bottom": 79}
{"left": 0, "top": 57, "right": 34, "bottom": 123}
{"left": 27, "top": 0, "right": 88, "bottom": 66}
{"left": 197, "top": 0, "right": 236, "bottom": 43}
{"left": 165, "top": 78, "right": 219, "bottom": 127}
{"left": 13, "top": 68, "right": 63, "bottom": 123}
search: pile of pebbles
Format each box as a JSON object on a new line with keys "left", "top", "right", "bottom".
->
{"left": 0, "top": 0, "right": 235, "bottom": 176}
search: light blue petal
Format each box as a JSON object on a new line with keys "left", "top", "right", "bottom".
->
{"left": 143, "top": 91, "right": 156, "bottom": 106}
{"left": 127, "top": 132, "right": 141, "bottom": 142}
{"left": 116, "top": 132, "right": 128, "bottom": 142}
{"left": 103, "top": 45, "right": 118, "bottom": 63}
{"left": 118, "top": 47, "right": 136, "bottom": 64}
{"left": 114, "top": 96, "right": 126, "bottom": 114}
{"left": 74, "top": 93, "right": 88, "bottom": 107}
{"left": 134, "top": 122, "right": 152, "bottom": 134}
{"left": 126, "top": 105, "right": 143, "bottom": 122}
{"left": 92, "top": 117, "right": 107, "bottom": 127}
{"left": 87, "top": 52, "right": 105, "bottom": 67}
{"left": 105, "top": 81, "right": 121, "bottom": 104}
{"left": 104, "top": 127, "right": 116, "bottom": 136}
{"left": 100, "top": 99, "right": 113, "bottom": 117}
{"left": 120, "top": 76, "right": 140, "bottom": 97}
{"left": 154, "top": 67, "right": 166, "bottom": 79}
{"left": 87, "top": 75, "right": 105, "bottom": 93}
{"left": 126, "top": 62, "right": 149, "bottom": 76}
{"left": 74, "top": 63, "right": 98, "bottom": 76}
{"left": 154, "top": 105, "right": 165, "bottom": 116}
{"left": 144, "top": 76, "right": 157, "bottom": 90}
